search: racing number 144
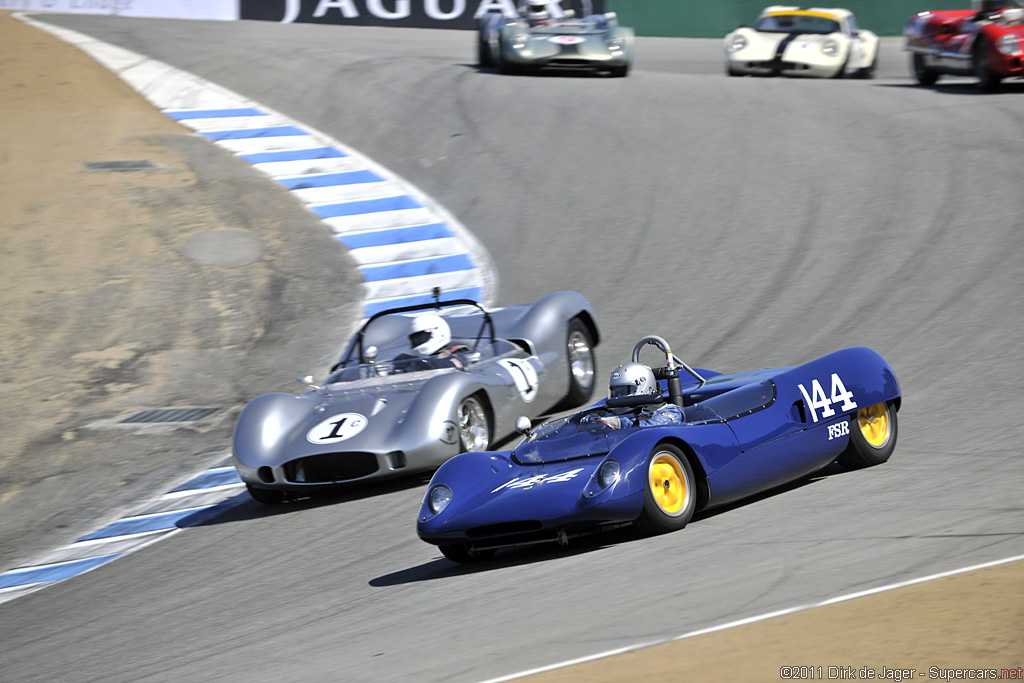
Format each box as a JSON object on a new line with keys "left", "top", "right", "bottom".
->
{"left": 798, "top": 373, "right": 857, "bottom": 423}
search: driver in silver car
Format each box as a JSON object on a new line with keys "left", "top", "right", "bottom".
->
{"left": 391, "top": 313, "right": 470, "bottom": 370}
{"left": 520, "top": 0, "right": 552, "bottom": 26}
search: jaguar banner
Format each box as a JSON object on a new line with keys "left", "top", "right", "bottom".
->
{"left": 240, "top": 0, "right": 607, "bottom": 28}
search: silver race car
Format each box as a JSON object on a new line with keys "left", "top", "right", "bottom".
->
{"left": 478, "top": 1, "right": 634, "bottom": 77}
{"left": 232, "top": 290, "right": 599, "bottom": 503}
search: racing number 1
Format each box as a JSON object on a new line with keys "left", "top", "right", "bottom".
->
{"left": 507, "top": 362, "right": 535, "bottom": 398}
{"left": 798, "top": 373, "right": 857, "bottom": 423}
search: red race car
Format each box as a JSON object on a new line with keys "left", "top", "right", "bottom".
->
{"left": 905, "top": 0, "right": 1024, "bottom": 90}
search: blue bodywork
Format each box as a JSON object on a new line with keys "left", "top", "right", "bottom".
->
{"left": 417, "top": 346, "right": 900, "bottom": 553}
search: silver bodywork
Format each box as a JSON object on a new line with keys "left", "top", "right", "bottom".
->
{"left": 478, "top": 11, "right": 634, "bottom": 76}
{"left": 232, "top": 291, "right": 599, "bottom": 501}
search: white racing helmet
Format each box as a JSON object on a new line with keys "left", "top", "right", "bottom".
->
{"left": 409, "top": 313, "right": 451, "bottom": 356}
{"left": 522, "top": 0, "right": 551, "bottom": 20}
{"left": 608, "top": 362, "right": 658, "bottom": 399}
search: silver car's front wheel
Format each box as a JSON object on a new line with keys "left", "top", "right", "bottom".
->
{"left": 457, "top": 396, "right": 490, "bottom": 452}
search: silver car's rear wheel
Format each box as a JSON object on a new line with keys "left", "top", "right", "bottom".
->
{"left": 564, "top": 319, "right": 596, "bottom": 406}
{"left": 457, "top": 396, "right": 490, "bottom": 452}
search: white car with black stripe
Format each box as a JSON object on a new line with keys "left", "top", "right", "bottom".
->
{"left": 724, "top": 6, "right": 879, "bottom": 78}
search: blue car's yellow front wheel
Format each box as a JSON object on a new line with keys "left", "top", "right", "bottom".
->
{"left": 636, "top": 444, "right": 696, "bottom": 534}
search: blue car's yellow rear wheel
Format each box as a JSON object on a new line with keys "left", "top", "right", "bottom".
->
{"left": 635, "top": 444, "right": 696, "bottom": 534}
{"left": 838, "top": 400, "right": 897, "bottom": 469}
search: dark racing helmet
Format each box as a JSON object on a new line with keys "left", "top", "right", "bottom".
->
{"left": 608, "top": 363, "right": 658, "bottom": 399}
{"left": 974, "top": 0, "right": 1011, "bottom": 12}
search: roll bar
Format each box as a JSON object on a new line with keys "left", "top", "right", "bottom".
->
{"left": 334, "top": 288, "right": 494, "bottom": 369}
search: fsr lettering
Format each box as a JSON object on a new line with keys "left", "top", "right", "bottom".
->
{"left": 827, "top": 420, "right": 850, "bottom": 440}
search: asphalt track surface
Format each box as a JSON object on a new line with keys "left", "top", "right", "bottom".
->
{"left": 3, "top": 16, "right": 1024, "bottom": 683}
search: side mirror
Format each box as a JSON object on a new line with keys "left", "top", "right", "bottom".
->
{"left": 515, "top": 416, "right": 532, "bottom": 435}
{"left": 298, "top": 375, "right": 322, "bottom": 390}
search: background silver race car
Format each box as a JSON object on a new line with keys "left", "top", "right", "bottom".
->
{"left": 478, "top": 5, "right": 634, "bottom": 77}
{"left": 232, "top": 291, "right": 599, "bottom": 503}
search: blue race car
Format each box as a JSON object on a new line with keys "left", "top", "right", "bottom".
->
{"left": 417, "top": 335, "right": 900, "bottom": 562}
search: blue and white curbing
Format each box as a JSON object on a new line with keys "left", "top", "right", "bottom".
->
{"left": 16, "top": 12, "right": 496, "bottom": 319}
{"left": 0, "top": 456, "right": 246, "bottom": 604}
{"left": 0, "top": 13, "right": 496, "bottom": 603}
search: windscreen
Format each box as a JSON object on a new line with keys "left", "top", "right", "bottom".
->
{"left": 755, "top": 13, "right": 840, "bottom": 34}
{"left": 513, "top": 404, "right": 725, "bottom": 464}
{"left": 529, "top": 19, "right": 603, "bottom": 34}
{"left": 324, "top": 354, "right": 463, "bottom": 388}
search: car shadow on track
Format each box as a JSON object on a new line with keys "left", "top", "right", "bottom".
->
{"left": 688, "top": 460, "right": 844, "bottom": 523}
{"left": 463, "top": 63, "right": 617, "bottom": 78}
{"left": 175, "top": 473, "right": 435, "bottom": 528}
{"left": 368, "top": 462, "right": 853, "bottom": 586}
{"left": 879, "top": 81, "right": 1024, "bottom": 95}
{"left": 369, "top": 528, "right": 630, "bottom": 587}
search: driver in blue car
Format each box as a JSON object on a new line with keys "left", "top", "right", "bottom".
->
{"left": 593, "top": 362, "right": 683, "bottom": 429}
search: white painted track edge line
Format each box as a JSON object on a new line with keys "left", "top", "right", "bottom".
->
{"left": 474, "top": 553, "right": 1024, "bottom": 683}
{"left": 160, "top": 482, "right": 245, "bottom": 499}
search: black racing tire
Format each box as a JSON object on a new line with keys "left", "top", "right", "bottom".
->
{"left": 496, "top": 35, "right": 516, "bottom": 75}
{"left": 831, "top": 53, "right": 849, "bottom": 79}
{"left": 246, "top": 483, "right": 285, "bottom": 505}
{"left": 974, "top": 40, "right": 1002, "bottom": 92}
{"left": 726, "top": 64, "right": 744, "bottom": 77}
{"left": 563, "top": 318, "right": 597, "bottom": 407}
{"left": 477, "top": 31, "right": 494, "bottom": 67}
{"left": 439, "top": 543, "right": 496, "bottom": 563}
{"left": 609, "top": 63, "right": 629, "bottom": 78}
{"left": 855, "top": 53, "right": 878, "bottom": 80}
{"left": 912, "top": 53, "right": 939, "bottom": 86}
{"left": 634, "top": 444, "right": 697, "bottom": 535}
{"left": 837, "top": 401, "right": 898, "bottom": 470}
{"left": 456, "top": 394, "right": 491, "bottom": 452}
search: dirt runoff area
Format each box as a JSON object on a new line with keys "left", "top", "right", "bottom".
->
{"left": 0, "top": 11, "right": 362, "bottom": 569}
{"left": 0, "top": 10, "right": 1021, "bottom": 681}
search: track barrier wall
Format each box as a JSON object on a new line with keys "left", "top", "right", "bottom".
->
{"left": 607, "top": 1, "right": 972, "bottom": 38}
{"left": 238, "top": 0, "right": 605, "bottom": 27}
